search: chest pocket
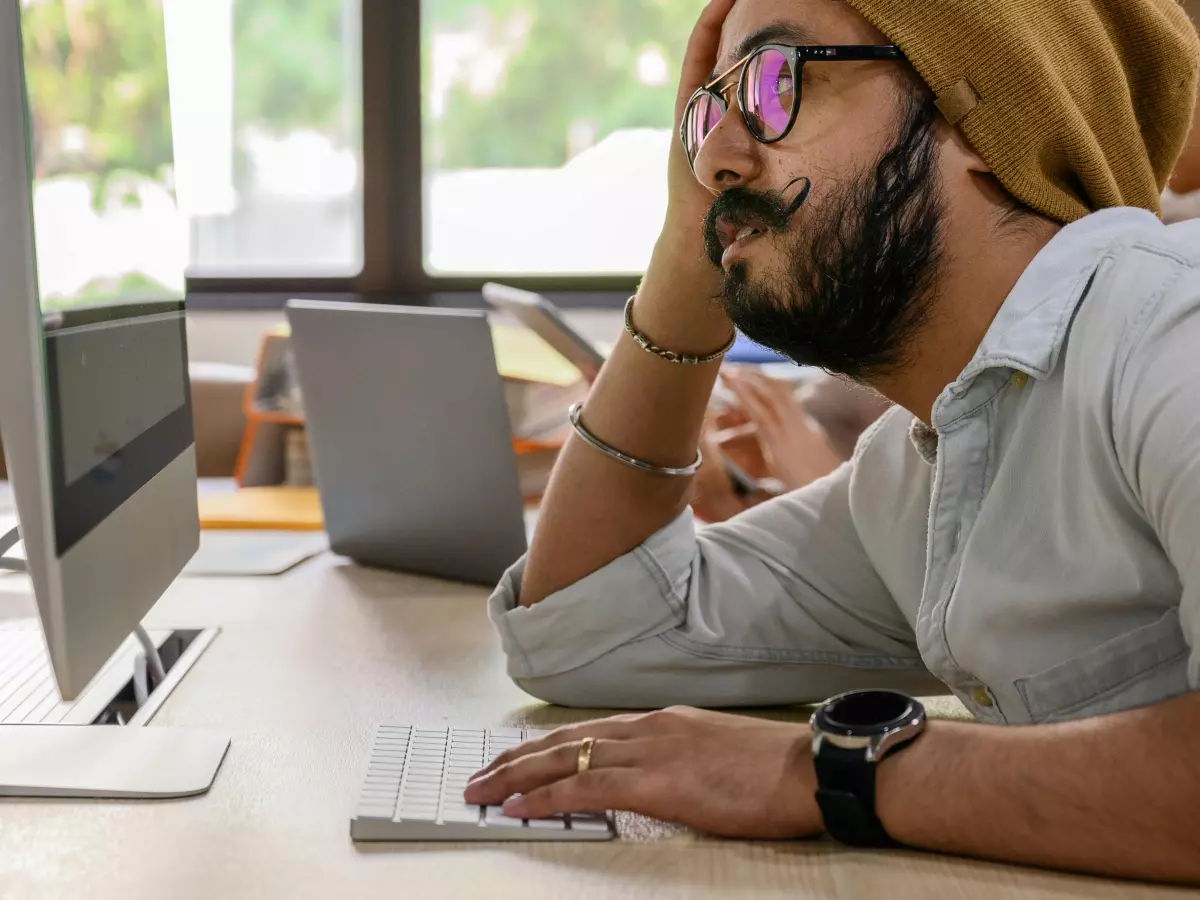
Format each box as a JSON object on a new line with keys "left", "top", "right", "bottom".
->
{"left": 1014, "top": 610, "right": 1191, "bottom": 724}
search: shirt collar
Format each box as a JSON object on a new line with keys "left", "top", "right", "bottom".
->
{"left": 918, "top": 207, "right": 1159, "bottom": 447}
{"left": 956, "top": 208, "right": 1159, "bottom": 386}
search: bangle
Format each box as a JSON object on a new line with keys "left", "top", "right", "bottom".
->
{"left": 568, "top": 403, "right": 703, "bottom": 478}
{"left": 624, "top": 297, "right": 736, "bottom": 365}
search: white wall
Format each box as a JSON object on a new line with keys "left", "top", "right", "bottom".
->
{"left": 186, "top": 310, "right": 285, "bottom": 367}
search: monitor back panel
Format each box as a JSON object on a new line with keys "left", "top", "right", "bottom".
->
{"left": 286, "top": 301, "right": 527, "bottom": 586}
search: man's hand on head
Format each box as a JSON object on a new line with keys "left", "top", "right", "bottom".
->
{"left": 463, "top": 707, "right": 823, "bottom": 839}
{"left": 651, "top": 0, "right": 739, "bottom": 285}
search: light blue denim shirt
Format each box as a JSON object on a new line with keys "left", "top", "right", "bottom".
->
{"left": 488, "top": 208, "right": 1200, "bottom": 726}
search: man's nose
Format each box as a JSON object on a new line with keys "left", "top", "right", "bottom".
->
{"left": 691, "top": 103, "right": 766, "bottom": 193}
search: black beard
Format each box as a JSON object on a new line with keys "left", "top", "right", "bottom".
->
{"left": 704, "top": 91, "right": 944, "bottom": 382}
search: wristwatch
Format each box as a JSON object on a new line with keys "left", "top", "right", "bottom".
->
{"left": 810, "top": 690, "right": 926, "bottom": 847}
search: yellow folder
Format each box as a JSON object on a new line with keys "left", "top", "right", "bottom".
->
{"left": 198, "top": 486, "right": 324, "bottom": 531}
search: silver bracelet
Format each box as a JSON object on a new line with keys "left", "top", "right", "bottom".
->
{"left": 568, "top": 403, "right": 703, "bottom": 477}
{"left": 624, "top": 297, "right": 736, "bottom": 365}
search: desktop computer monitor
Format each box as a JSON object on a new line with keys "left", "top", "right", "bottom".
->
{"left": 0, "top": 0, "right": 226, "bottom": 798}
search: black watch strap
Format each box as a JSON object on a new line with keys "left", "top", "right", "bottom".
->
{"left": 813, "top": 743, "right": 903, "bottom": 848}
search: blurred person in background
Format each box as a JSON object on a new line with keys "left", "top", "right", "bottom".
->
{"left": 694, "top": 369, "right": 889, "bottom": 522}
{"left": 1164, "top": 0, "right": 1200, "bottom": 222}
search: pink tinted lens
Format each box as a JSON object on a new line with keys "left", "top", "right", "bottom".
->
{"left": 743, "top": 48, "right": 796, "bottom": 141}
{"left": 685, "top": 91, "right": 726, "bottom": 164}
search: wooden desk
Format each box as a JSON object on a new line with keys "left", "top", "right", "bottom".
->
{"left": 0, "top": 555, "right": 1190, "bottom": 900}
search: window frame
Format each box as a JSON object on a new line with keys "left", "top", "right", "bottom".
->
{"left": 185, "top": 0, "right": 640, "bottom": 311}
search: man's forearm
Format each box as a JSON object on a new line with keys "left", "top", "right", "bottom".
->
{"left": 519, "top": 238, "right": 732, "bottom": 607}
{"left": 875, "top": 693, "right": 1200, "bottom": 884}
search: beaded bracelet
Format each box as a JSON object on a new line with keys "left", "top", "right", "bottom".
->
{"left": 624, "top": 297, "right": 736, "bottom": 366}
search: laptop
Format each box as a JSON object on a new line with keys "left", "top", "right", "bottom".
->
{"left": 481, "top": 281, "right": 793, "bottom": 370}
{"left": 285, "top": 300, "right": 528, "bottom": 586}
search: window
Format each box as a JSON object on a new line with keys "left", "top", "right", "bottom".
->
{"left": 23, "top": 1, "right": 703, "bottom": 305}
{"left": 170, "top": 0, "right": 363, "bottom": 276}
{"left": 422, "top": 0, "right": 702, "bottom": 277}
{"left": 21, "top": 0, "right": 364, "bottom": 307}
{"left": 22, "top": 0, "right": 186, "bottom": 308}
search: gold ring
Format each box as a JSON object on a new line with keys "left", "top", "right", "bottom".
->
{"left": 577, "top": 737, "right": 595, "bottom": 775}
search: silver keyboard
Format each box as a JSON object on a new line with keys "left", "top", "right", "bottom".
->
{"left": 350, "top": 725, "right": 616, "bottom": 841}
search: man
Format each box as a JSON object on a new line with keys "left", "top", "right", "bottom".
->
{"left": 465, "top": 0, "right": 1200, "bottom": 884}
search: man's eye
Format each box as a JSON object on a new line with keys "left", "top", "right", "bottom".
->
{"left": 776, "top": 75, "right": 794, "bottom": 97}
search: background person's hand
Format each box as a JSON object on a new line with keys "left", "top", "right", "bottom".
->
{"left": 691, "top": 429, "right": 757, "bottom": 523}
{"left": 721, "top": 370, "right": 844, "bottom": 491}
{"left": 691, "top": 404, "right": 783, "bottom": 522}
{"left": 464, "top": 707, "right": 823, "bottom": 840}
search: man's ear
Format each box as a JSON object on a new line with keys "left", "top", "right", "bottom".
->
{"left": 935, "top": 115, "right": 992, "bottom": 175}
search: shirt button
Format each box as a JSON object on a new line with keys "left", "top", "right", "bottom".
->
{"left": 972, "top": 686, "right": 995, "bottom": 708}
{"left": 1011, "top": 372, "right": 1029, "bottom": 389}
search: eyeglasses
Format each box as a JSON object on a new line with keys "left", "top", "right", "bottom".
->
{"left": 680, "top": 44, "right": 903, "bottom": 176}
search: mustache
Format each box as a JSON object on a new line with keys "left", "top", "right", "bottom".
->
{"left": 703, "top": 176, "right": 812, "bottom": 268}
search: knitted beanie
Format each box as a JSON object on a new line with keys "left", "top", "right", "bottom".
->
{"left": 844, "top": 0, "right": 1200, "bottom": 223}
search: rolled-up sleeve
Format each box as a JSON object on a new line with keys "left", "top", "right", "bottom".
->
{"left": 489, "top": 462, "right": 943, "bottom": 709}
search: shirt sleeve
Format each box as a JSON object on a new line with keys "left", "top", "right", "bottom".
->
{"left": 1114, "top": 258, "right": 1200, "bottom": 690}
{"left": 488, "top": 460, "right": 943, "bottom": 709}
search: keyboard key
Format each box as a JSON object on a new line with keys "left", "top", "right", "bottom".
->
{"left": 440, "top": 803, "right": 483, "bottom": 825}
{"left": 362, "top": 785, "right": 400, "bottom": 796}
{"left": 404, "top": 786, "right": 443, "bottom": 799}
{"left": 397, "top": 808, "right": 438, "bottom": 823}
{"left": 526, "top": 816, "right": 568, "bottom": 831}
{"left": 569, "top": 814, "right": 610, "bottom": 833}
{"left": 356, "top": 805, "right": 397, "bottom": 820}
{"left": 407, "top": 761, "right": 445, "bottom": 773}
{"left": 368, "top": 765, "right": 406, "bottom": 776}
{"left": 484, "top": 807, "right": 527, "bottom": 829}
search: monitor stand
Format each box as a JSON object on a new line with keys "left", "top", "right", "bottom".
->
{"left": 0, "top": 726, "right": 229, "bottom": 799}
{"left": 0, "top": 525, "right": 230, "bottom": 800}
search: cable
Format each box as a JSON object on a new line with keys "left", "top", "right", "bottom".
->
{"left": 0, "top": 525, "right": 20, "bottom": 557}
{"left": 134, "top": 624, "right": 167, "bottom": 687}
{"left": 0, "top": 524, "right": 165, "bottom": 706}
{"left": 0, "top": 524, "right": 166, "bottom": 709}
{"left": 132, "top": 653, "right": 150, "bottom": 708}
{"left": 0, "top": 525, "right": 26, "bottom": 572}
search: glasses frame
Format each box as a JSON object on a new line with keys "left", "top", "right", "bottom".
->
{"left": 680, "top": 43, "right": 903, "bottom": 176}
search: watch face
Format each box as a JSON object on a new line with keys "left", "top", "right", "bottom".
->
{"left": 817, "top": 690, "right": 922, "bottom": 737}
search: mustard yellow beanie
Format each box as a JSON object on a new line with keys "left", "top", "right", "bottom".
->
{"left": 845, "top": 0, "right": 1200, "bottom": 222}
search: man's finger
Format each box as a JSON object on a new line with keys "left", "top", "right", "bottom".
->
{"left": 737, "top": 373, "right": 789, "bottom": 426}
{"left": 723, "top": 373, "right": 779, "bottom": 432}
{"left": 713, "top": 421, "right": 759, "bottom": 445}
{"left": 502, "top": 768, "right": 651, "bottom": 821}
{"left": 463, "top": 738, "right": 645, "bottom": 808}
{"left": 677, "top": 0, "right": 738, "bottom": 117}
{"left": 747, "top": 371, "right": 797, "bottom": 404}
{"left": 468, "top": 716, "right": 642, "bottom": 782}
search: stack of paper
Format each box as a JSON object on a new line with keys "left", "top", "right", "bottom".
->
{"left": 491, "top": 324, "right": 586, "bottom": 450}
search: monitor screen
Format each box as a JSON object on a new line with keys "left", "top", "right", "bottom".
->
{"left": 20, "top": 0, "right": 185, "bottom": 311}
{"left": 19, "top": 0, "right": 193, "bottom": 555}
